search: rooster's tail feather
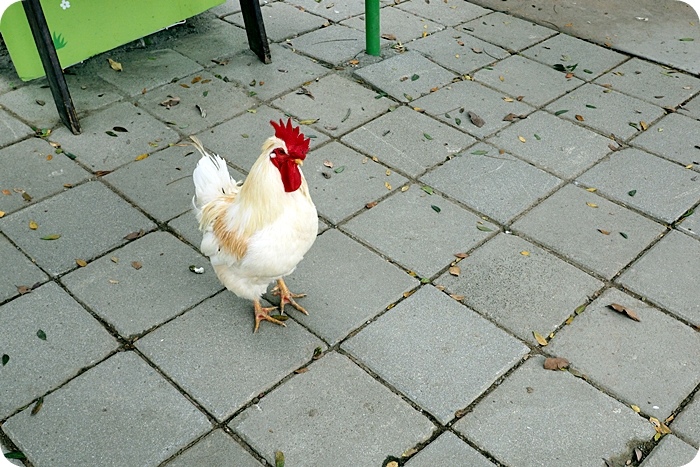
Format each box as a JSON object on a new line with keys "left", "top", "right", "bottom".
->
{"left": 190, "top": 136, "right": 239, "bottom": 212}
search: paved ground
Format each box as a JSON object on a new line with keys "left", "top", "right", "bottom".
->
{"left": 1, "top": 0, "right": 699, "bottom": 466}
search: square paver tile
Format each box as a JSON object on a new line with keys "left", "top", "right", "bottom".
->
{"left": 50, "top": 102, "right": 180, "bottom": 171}
{"left": 3, "top": 351, "right": 211, "bottom": 467}
{"left": 409, "top": 29, "right": 510, "bottom": 75}
{"left": 486, "top": 110, "right": 614, "bottom": 179}
{"left": 395, "top": 0, "right": 490, "bottom": 27}
{"left": 577, "top": 148, "right": 700, "bottom": 223}
{"left": 412, "top": 79, "right": 535, "bottom": 138}
{"left": 343, "top": 186, "right": 497, "bottom": 278}
{"left": 227, "top": 2, "right": 327, "bottom": 42}
{"left": 214, "top": 44, "right": 330, "bottom": 102}
{"left": 354, "top": 51, "right": 456, "bottom": 103}
{"left": 640, "top": 435, "right": 698, "bottom": 467}
{"left": 137, "top": 292, "right": 325, "bottom": 421}
{"left": 0, "top": 234, "right": 48, "bottom": 303}
{"left": 164, "top": 430, "right": 262, "bottom": 467}
{"left": 284, "top": 0, "right": 365, "bottom": 20}
{"left": 421, "top": 142, "right": 561, "bottom": 224}
{"left": 618, "top": 230, "right": 700, "bottom": 325}
{"left": 521, "top": 33, "right": 627, "bottom": 81}
{"left": 679, "top": 93, "right": 700, "bottom": 120}
{"left": 677, "top": 208, "right": 700, "bottom": 240}
{"left": 0, "top": 109, "right": 32, "bottom": 146}
{"left": 276, "top": 229, "right": 418, "bottom": 344}
{"left": 304, "top": 141, "right": 407, "bottom": 224}
{"left": 341, "top": 106, "right": 474, "bottom": 177}
{"left": 512, "top": 184, "right": 665, "bottom": 279}
{"left": 545, "top": 83, "right": 667, "bottom": 141}
{"left": 136, "top": 71, "right": 256, "bottom": 135}
{"left": 289, "top": 25, "right": 377, "bottom": 66}
{"left": 95, "top": 48, "right": 203, "bottom": 97}
{"left": 630, "top": 112, "right": 700, "bottom": 170}
{"left": 549, "top": 288, "right": 700, "bottom": 419}
{"left": 0, "top": 138, "right": 90, "bottom": 215}
{"left": 454, "top": 357, "right": 656, "bottom": 466}
{"left": 405, "top": 431, "right": 494, "bottom": 466}
{"left": 62, "top": 231, "right": 223, "bottom": 337}
{"left": 673, "top": 392, "right": 700, "bottom": 448}
{"left": 0, "top": 282, "right": 117, "bottom": 420}
{"left": 343, "top": 286, "right": 528, "bottom": 423}
{"left": 171, "top": 18, "right": 250, "bottom": 66}
{"left": 459, "top": 11, "right": 556, "bottom": 52}
{"left": 230, "top": 351, "right": 435, "bottom": 465}
{"left": 272, "top": 74, "right": 394, "bottom": 138}
{"left": 342, "top": 7, "right": 444, "bottom": 44}
{"left": 436, "top": 233, "right": 602, "bottom": 344}
{"left": 594, "top": 58, "right": 700, "bottom": 109}
{"left": 473, "top": 54, "right": 583, "bottom": 107}
{"left": 0, "top": 181, "right": 155, "bottom": 277}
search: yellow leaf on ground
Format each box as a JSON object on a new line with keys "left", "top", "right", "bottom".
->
{"left": 518, "top": 136, "right": 526, "bottom": 143}
{"left": 76, "top": 259, "right": 87, "bottom": 267}
{"left": 385, "top": 181, "right": 392, "bottom": 190}
{"left": 449, "top": 266, "right": 461, "bottom": 276}
{"left": 631, "top": 405, "right": 641, "bottom": 413}
{"left": 533, "top": 331, "right": 548, "bottom": 346}
{"left": 0, "top": 211, "right": 5, "bottom": 218}
{"left": 586, "top": 202, "right": 598, "bottom": 208}
{"left": 107, "top": 58, "right": 123, "bottom": 72}
{"left": 586, "top": 187, "right": 597, "bottom": 192}
{"left": 135, "top": 153, "right": 149, "bottom": 161}
{"left": 400, "top": 185, "right": 409, "bottom": 192}
{"left": 29, "top": 220, "right": 38, "bottom": 230}
{"left": 520, "top": 250, "right": 530, "bottom": 256}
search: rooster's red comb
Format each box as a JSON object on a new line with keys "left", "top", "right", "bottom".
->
{"left": 270, "top": 118, "right": 310, "bottom": 159}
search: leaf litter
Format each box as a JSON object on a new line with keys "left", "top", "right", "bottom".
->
{"left": 608, "top": 303, "right": 640, "bottom": 321}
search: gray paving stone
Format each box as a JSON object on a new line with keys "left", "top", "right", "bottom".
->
{"left": 344, "top": 186, "right": 496, "bottom": 278}
{"left": 549, "top": 288, "right": 700, "bottom": 420}
{"left": 408, "top": 29, "right": 510, "bottom": 75}
{"left": 512, "top": 184, "right": 665, "bottom": 279}
{"left": 679, "top": 93, "right": 700, "bottom": 121}
{"left": 3, "top": 351, "right": 211, "bottom": 467}
{"left": 673, "top": 392, "right": 700, "bottom": 448}
{"left": 618, "top": 230, "right": 700, "bottom": 326}
{"left": 343, "top": 286, "right": 528, "bottom": 423}
{"left": 272, "top": 74, "right": 394, "bottom": 138}
{"left": 0, "top": 282, "right": 117, "bottom": 420}
{"left": 0, "top": 73, "right": 121, "bottom": 129}
{"left": 227, "top": 2, "right": 327, "bottom": 42}
{"left": 545, "top": 83, "right": 667, "bottom": 141}
{"left": 0, "top": 138, "right": 90, "bottom": 215}
{"left": 521, "top": 33, "right": 627, "bottom": 81}
{"left": 341, "top": 106, "right": 474, "bottom": 177}
{"left": 167, "top": 209, "right": 201, "bottom": 248}
{"left": 421, "top": 142, "right": 561, "bottom": 224}
{"left": 0, "top": 181, "right": 155, "bottom": 277}
{"left": 412, "top": 79, "right": 535, "bottom": 138}
{"left": 164, "top": 430, "right": 262, "bottom": 467}
{"left": 230, "top": 351, "right": 435, "bottom": 466}
{"left": 303, "top": 141, "right": 407, "bottom": 224}
{"left": 171, "top": 19, "right": 249, "bottom": 66}
{"left": 209, "top": 0, "right": 241, "bottom": 17}
{"left": 277, "top": 229, "right": 418, "bottom": 344}
{"left": 640, "top": 435, "right": 698, "bottom": 467}
{"left": 137, "top": 292, "right": 325, "bottom": 421}
{"left": 62, "top": 231, "right": 222, "bottom": 337}
{"left": 50, "top": 102, "right": 180, "bottom": 171}
{"left": 196, "top": 105, "right": 329, "bottom": 173}
{"left": 487, "top": 110, "right": 613, "bottom": 179}
{"left": 577, "top": 148, "right": 700, "bottom": 224}
{"left": 630, "top": 112, "right": 700, "bottom": 171}
{"left": 288, "top": 25, "right": 375, "bottom": 66}
{"left": 354, "top": 51, "right": 456, "bottom": 103}
{"left": 0, "top": 109, "right": 32, "bottom": 146}
{"left": 454, "top": 356, "right": 656, "bottom": 467}
{"left": 284, "top": 0, "right": 366, "bottom": 21}
{"left": 594, "top": 58, "right": 700, "bottom": 109}
{"left": 678, "top": 208, "right": 700, "bottom": 241}
{"left": 436, "top": 233, "right": 602, "bottom": 344}
{"left": 473, "top": 54, "right": 583, "bottom": 107}
{"left": 405, "top": 431, "right": 494, "bottom": 466}
{"left": 215, "top": 44, "right": 330, "bottom": 102}
{"left": 0, "top": 234, "right": 48, "bottom": 303}
{"left": 95, "top": 48, "right": 203, "bottom": 97}
{"left": 395, "top": 0, "right": 490, "bottom": 27}
{"left": 137, "top": 71, "right": 255, "bottom": 135}
{"left": 460, "top": 11, "right": 557, "bottom": 51}
{"left": 342, "top": 7, "right": 444, "bottom": 44}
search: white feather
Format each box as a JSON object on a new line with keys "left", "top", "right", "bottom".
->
{"left": 190, "top": 136, "right": 239, "bottom": 212}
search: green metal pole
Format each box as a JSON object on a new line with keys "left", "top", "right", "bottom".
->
{"left": 365, "top": 0, "right": 380, "bottom": 56}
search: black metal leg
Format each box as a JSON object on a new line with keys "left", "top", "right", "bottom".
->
{"left": 22, "top": 0, "right": 81, "bottom": 134}
{"left": 239, "top": 0, "right": 271, "bottom": 64}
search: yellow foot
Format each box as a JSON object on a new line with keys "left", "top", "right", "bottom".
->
{"left": 272, "top": 278, "right": 309, "bottom": 315}
{"left": 253, "top": 299, "right": 286, "bottom": 333}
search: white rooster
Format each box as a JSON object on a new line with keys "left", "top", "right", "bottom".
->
{"left": 191, "top": 119, "right": 318, "bottom": 332}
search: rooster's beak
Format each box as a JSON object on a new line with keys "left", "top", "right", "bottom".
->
{"left": 294, "top": 159, "right": 303, "bottom": 166}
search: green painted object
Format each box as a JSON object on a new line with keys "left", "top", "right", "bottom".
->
{"left": 0, "top": 0, "right": 223, "bottom": 81}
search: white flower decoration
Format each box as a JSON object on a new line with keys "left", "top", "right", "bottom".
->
{"left": 60, "top": 0, "right": 70, "bottom": 10}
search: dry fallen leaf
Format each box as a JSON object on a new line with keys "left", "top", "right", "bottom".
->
{"left": 533, "top": 331, "right": 548, "bottom": 346}
{"left": 586, "top": 187, "right": 597, "bottom": 192}
{"left": 609, "top": 303, "right": 640, "bottom": 321}
{"left": 449, "top": 293, "right": 465, "bottom": 301}
{"left": 518, "top": 135, "right": 526, "bottom": 143}
{"left": 107, "top": 58, "right": 122, "bottom": 72}
{"left": 294, "top": 367, "right": 309, "bottom": 374}
{"left": 385, "top": 181, "right": 392, "bottom": 190}
{"left": 29, "top": 220, "right": 38, "bottom": 230}
{"left": 520, "top": 250, "right": 530, "bottom": 256}
{"left": 323, "top": 160, "right": 334, "bottom": 168}
{"left": 467, "top": 111, "right": 485, "bottom": 128}
{"left": 159, "top": 96, "right": 180, "bottom": 109}
{"left": 575, "top": 114, "right": 584, "bottom": 121}
{"left": 597, "top": 229, "right": 611, "bottom": 235}
{"left": 75, "top": 259, "right": 87, "bottom": 267}
{"left": 586, "top": 202, "right": 598, "bottom": 208}
{"left": 543, "top": 357, "right": 569, "bottom": 370}
{"left": 131, "top": 261, "right": 142, "bottom": 270}
{"left": 454, "top": 252, "right": 469, "bottom": 259}
{"left": 381, "top": 33, "right": 397, "bottom": 41}
{"left": 449, "top": 266, "right": 461, "bottom": 276}
{"left": 135, "top": 153, "right": 149, "bottom": 161}
{"left": 631, "top": 405, "right": 641, "bottom": 413}
{"left": 365, "top": 201, "right": 378, "bottom": 209}
{"left": 123, "top": 229, "right": 146, "bottom": 240}
{"left": 16, "top": 285, "right": 31, "bottom": 295}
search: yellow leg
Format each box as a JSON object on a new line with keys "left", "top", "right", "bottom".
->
{"left": 272, "top": 278, "right": 309, "bottom": 315}
{"left": 253, "top": 299, "right": 285, "bottom": 333}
